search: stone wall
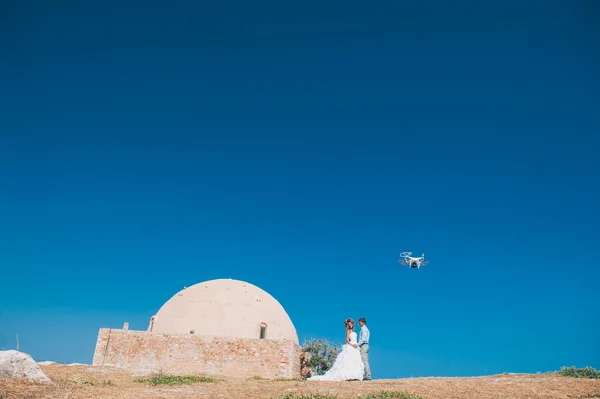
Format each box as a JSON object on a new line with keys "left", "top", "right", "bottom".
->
{"left": 92, "top": 328, "right": 302, "bottom": 379}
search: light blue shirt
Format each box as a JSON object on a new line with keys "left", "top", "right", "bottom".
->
{"left": 358, "top": 325, "right": 370, "bottom": 346}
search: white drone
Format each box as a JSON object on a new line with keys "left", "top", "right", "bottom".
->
{"left": 398, "top": 252, "right": 429, "bottom": 269}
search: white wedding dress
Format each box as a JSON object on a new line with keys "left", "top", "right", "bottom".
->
{"left": 308, "top": 331, "right": 365, "bottom": 381}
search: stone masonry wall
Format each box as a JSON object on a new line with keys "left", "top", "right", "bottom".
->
{"left": 92, "top": 329, "right": 301, "bottom": 379}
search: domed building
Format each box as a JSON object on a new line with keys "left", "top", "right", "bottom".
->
{"left": 146, "top": 279, "right": 298, "bottom": 343}
{"left": 92, "top": 278, "right": 302, "bottom": 379}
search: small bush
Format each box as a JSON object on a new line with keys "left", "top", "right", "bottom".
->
{"left": 358, "top": 391, "right": 425, "bottom": 399}
{"left": 134, "top": 374, "right": 216, "bottom": 385}
{"left": 301, "top": 338, "right": 341, "bottom": 376}
{"left": 557, "top": 366, "right": 600, "bottom": 379}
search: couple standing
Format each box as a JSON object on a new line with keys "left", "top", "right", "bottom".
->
{"left": 308, "top": 317, "right": 371, "bottom": 381}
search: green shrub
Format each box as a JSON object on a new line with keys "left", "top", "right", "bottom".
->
{"left": 301, "top": 338, "right": 341, "bottom": 376}
{"left": 557, "top": 366, "right": 600, "bottom": 379}
{"left": 134, "top": 374, "right": 216, "bottom": 385}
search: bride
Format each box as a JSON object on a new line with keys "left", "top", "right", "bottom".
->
{"left": 308, "top": 318, "right": 365, "bottom": 381}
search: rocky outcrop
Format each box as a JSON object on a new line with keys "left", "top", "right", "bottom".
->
{"left": 37, "top": 361, "right": 56, "bottom": 366}
{"left": 0, "top": 350, "right": 51, "bottom": 382}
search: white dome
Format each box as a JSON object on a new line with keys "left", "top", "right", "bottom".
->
{"left": 148, "top": 279, "right": 298, "bottom": 344}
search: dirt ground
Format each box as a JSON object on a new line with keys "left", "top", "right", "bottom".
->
{"left": 1, "top": 364, "right": 599, "bottom": 399}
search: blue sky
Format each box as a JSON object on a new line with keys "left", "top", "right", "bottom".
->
{"left": 1, "top": 0, "right": 599, "bottom": 378}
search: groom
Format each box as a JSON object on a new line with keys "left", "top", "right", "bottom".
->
{"left": 358, "top": 317, "right": 371, "bottom": 380}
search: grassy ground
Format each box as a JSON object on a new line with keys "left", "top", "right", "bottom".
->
{"left": 1, "top": 364, "right": 599, "bottom": 399}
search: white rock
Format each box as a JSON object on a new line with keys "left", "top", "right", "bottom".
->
{"left": 0, "top": 350, "right": 52, "bottom": 382}
{"left": 37, "top": 361, "right": 56, "bottom": 365}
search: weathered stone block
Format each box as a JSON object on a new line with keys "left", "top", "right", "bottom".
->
{"left": 92, "top": 329, "right": 301, "bottom": 379}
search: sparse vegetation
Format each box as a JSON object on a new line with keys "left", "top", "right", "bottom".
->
{"left": 271, "top": 391, "right": 426, "bottom": 399}
{"left": 134, "top": 374, "right": 216, "bottom": 385}
{"left": 301, "top": 338, "right": 341, "bottom": 376}
{"left": 270, "top": 393, "right": 339, "bottom": 399}
{"left": 65, "top": 376, "right": 115, "bottom": 386}
{"left": 358, "top": 392, "right": 425, "bottom": 399}
{"left": 4, "top": 362, "right": 599, "bottom": 399}
{"left": 82, "top": 379, "right": 114, "bottom": 386}
{"left": 557, "top": 366, "right": 600, "bottom": 379}
{"left": 248, "top": 376, "right": 305, "bottom": 382}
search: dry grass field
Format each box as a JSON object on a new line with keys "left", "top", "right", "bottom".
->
{"left": 1, "top": 364, "right": 599, "bottom": 399}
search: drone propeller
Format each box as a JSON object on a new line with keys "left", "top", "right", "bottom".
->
{"left": 399, "top": 252, "right": 412, "bottom": 258}
{"left": 420, "top": 261, "right": 429, "bottom": 266}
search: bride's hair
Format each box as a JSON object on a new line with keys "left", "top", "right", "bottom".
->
{"left": 344, "top": 318, "right": 355, "bottom": 330}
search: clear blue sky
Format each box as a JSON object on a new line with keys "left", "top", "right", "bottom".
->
{"left": 1, "top": 0, "right": 599, "bottom": 379}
